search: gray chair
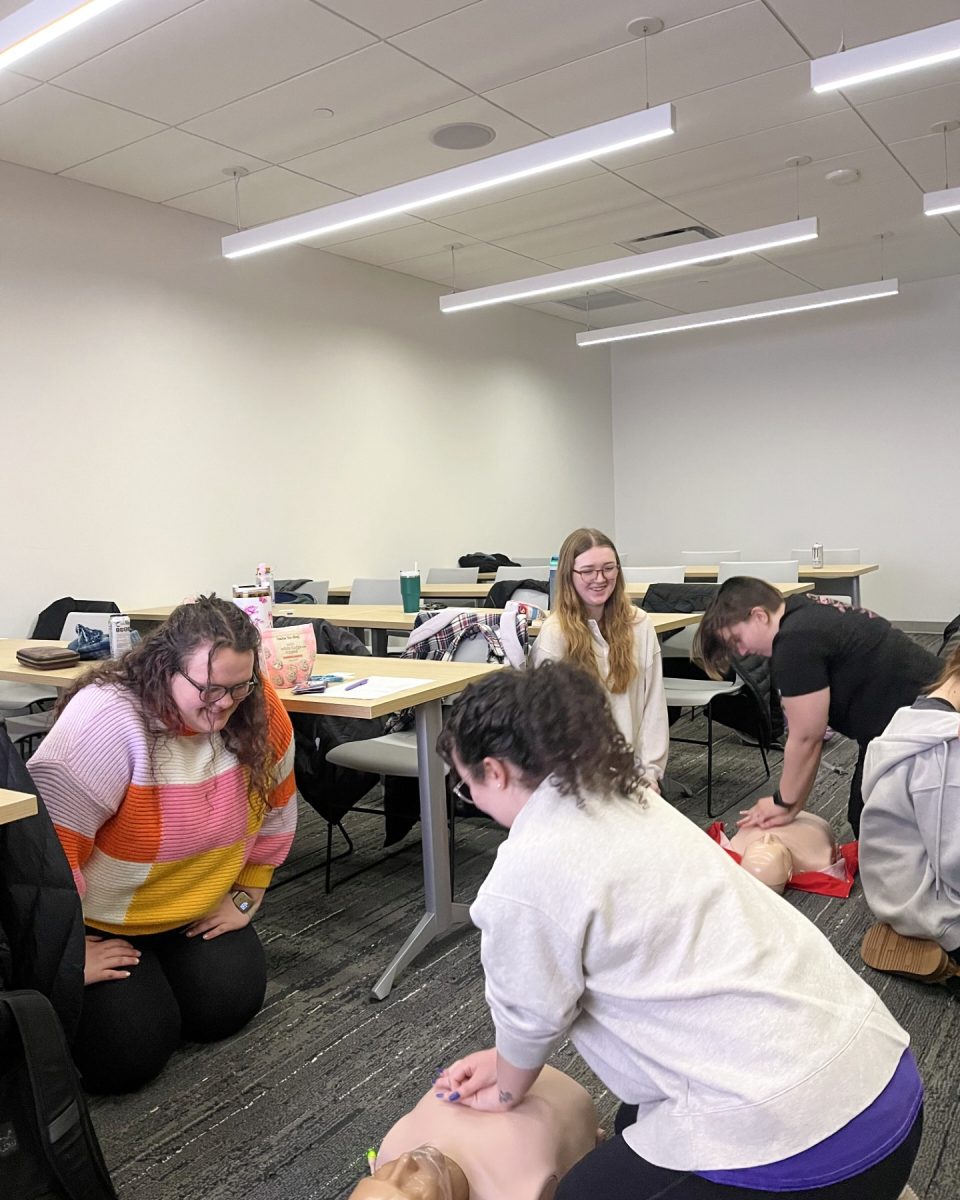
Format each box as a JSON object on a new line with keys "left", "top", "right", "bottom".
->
{"left": 718, "top": 560, "right": 799, "bottom": 584}
{"left": 622, "top": 566, "right": 686, "bottom": 583}
{"left": 349, "top": 578, "right": 402, "bottom": 604}
{"left": 426, "top": 567, "right": 479, "bottom": 583}
{"left": 681, "top": 550, "right": 740, "bottom": 565}
{"left": 494, "top": 565, "right": 548, "bottom": 582}
{"left": 514, "top": 556, "right": 551, "bottom": 567}
{"left": 295, "top": 580, "right": 329, "bottom": 603}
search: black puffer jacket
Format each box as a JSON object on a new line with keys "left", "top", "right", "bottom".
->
{"left": 0, "top": 729, "right": 84, "bottom": 1041}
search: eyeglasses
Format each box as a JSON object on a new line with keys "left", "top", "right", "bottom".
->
{"left": 178, "top": 670, "right": 258, "bottom": 705}
{"left": 571, "top": 564, "right": 619, "bottom": 580}
{"left": 451, "top": 778, "right": 474, "bottom": 806}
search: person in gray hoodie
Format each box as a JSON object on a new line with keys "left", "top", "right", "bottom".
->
{"left": 861, "top": 643, "right": 960, "bottom": 959}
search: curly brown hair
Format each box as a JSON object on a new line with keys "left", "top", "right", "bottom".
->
{"left": 554, "top": 528, "right": 638, "bottom": 694}
{"left": 437, "top": 659, "right": 646, "bottom": 802}
{"left": 55, "top": 595, "right": 276, "bottom": 806}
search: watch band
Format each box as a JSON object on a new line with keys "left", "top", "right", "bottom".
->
{"left": 772, "top": 788, "right": 790, "bottom": 808}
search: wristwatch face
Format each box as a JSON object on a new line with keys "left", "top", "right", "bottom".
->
{"left": 232, "top": 890, "right": 253, "bottom": 913}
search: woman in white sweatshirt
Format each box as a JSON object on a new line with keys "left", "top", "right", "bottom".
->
{"left": 861, "top": 643, "right": 960, "bottom": 965}
{"left": 434, "top": 662, "right": 922, "bottom": 1200}
{"left": 530, "top": 527, "right": 668, "bottom": 789}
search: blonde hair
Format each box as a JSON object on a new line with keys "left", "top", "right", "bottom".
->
{"left": 554, "top": 527, "right": 637, "bottom": 693}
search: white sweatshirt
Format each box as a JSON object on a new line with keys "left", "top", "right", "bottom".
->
{"left": 861, "top": 700, "right": 960, "bottom": 949}
{"left": 530, "top": 611, "right": 669, "bottom": 782}
{"left": 470, "top": 782, "right": 908, "bottom": 1172}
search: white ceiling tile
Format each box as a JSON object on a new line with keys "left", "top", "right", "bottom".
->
{"left": 624, "top": 260, "right": 819, "bottom": 310}
{"left": 0, "top": 67, "right": 39, "bottom": 104}
{"left": 887, "top": 132, "right": 957, "bottom": 191}
{"left": 389, "top": 241, "right": 552, "bottom": 288}
{"left": 529, "top": 296, "right": 678, "bottom": 324}
{"left": 615, "top": 110, "right": 879, "bottom": 200}
{"left": 2, "top": 0, "right": 201, "bottom": 82}
{"left": 165, "top": 166, "right": 351, "bottom": 227}
{"left": 319, "top": 0, "right": 482, "bottom": 38}
{"left": 668, "top": 146, "right": 924, "bottom": 242}
{"left": 61, "top": 129, "right": 267, "bottom": 202}
{"left": 428, "top": 173, "right": 649, "bottom": 241}
{"left": 0, "top": 84, "right": 163, "bottom": 173}
{"left": 857, "top": 79, "right": 960, "bottom": 147}
{"left": 321, "top": 221, "right": 479, "bottom": 266}
{"left": 766, "top": 0, "right": 960, "bottom": 58}
{"left": 774, "top": 218, "right": 960, "bottom": 287}
{"left": 286, "top": 96, "right": 543, "bottom": 192}
{"left": 393, "top": 0, "right": 750, "bottom": 93}
{"left": 54, "top": 0, "right": 375, "bottom": 125}
{"left": 181, "top": 43, "right": 469, "bottom": 163}
{"left": 492, "top": 199, "right": 697, "bottom": 260}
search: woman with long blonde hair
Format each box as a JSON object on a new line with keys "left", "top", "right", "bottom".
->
{"left": 530, "top": 528, "right": 667, "bottom": 788}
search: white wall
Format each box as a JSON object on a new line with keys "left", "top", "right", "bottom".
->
{"left": 611, "top": 274, "right": 960, "bottom": 624}
{"left": 1, "top": 161, "right": 612, "bottom": 637}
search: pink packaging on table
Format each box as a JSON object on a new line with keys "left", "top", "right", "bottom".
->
{"left": 232, "top": 584, "right": 272, "bottom": 633}
{"left": 259, "top": 623, "right": 317, "bottom": 689}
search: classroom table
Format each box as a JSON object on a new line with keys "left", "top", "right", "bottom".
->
{"left": 126, "top": 603, "right": 702, "bottom": 653}
{"left": 0, "top": 639, "right": 95, "bottom": 690}
{"left": 0, "top": 788, "right": 37, "bottom": 825}
{"left": 682, "top": 564, "right": 877, "bottom": 606}
{"left": 327, "top": 581, "right": 814, "bottom": 603}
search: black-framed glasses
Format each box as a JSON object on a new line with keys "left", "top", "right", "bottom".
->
{"left": 451, "top": 778, "right": 474, "bottom": 806}
{"left": 571, "top": 564, "right": 619, "bottom": 580}
{"left": 178, "top": 670, "right": 258, "bottom": 705}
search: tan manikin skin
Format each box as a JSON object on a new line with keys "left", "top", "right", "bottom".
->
{"left": 730, "top": 811, "right": 839, "bottom": 893}
{"left": 349, "top": 1065, "right": 601, "bottom": 1200}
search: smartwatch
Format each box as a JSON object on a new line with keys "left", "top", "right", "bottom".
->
{"left": 771, "top": 788, "right": 791, "bottom": 809}
{"left": 231, "top": 890, "right": 254, "bottom": 914}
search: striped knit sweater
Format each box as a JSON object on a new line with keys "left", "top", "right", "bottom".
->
{"left": 30, "top": 679, "right": 297, "bottom": 936}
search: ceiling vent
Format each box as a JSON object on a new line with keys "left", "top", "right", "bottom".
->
{"left": 616, "top": 224, "right": 721, "bottom": 254}
{"left": 553, "top": 291, "right": 642, "bottom": 311}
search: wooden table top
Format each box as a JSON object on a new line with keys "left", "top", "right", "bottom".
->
{"left": 683, "top": 563, "right": 878, "bottom": 580}
{"left": 0, "top": 639, "right": 96, "bottom": 689}
{"left": 327, "top": 581, "right": 813, "bottom": 601}
{"left": 0, "top": 788, "right": 38, "bottom": 825}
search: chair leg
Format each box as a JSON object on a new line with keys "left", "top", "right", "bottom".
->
{"left": 448, "top": 795, "right": 457, "bottom": 894}
{"left": 324, "top": 820, "right": 356, "bottom": 894}
{"left": 707, "top": 713, "right": 773, "bottom": 820}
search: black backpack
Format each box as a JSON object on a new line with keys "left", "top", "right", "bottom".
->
{"left": 458, "top": 552, "right": 519, "bottom": 573}
{"left": 940, "top": 612, "right": 960, "bottom": 661}
{"left": 0, "top": 990, "right": 117, "bottom": 1199}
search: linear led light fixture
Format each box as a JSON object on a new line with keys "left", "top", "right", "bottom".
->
{"left": 0, "top": 0, "right": 130, "bottom": 70}
{"left": 923, "top": 185, "right": 960, "bottom": 216}
{"left": 810, "top": 18, "right": 960, "bottom": 93}
{"left": 576, "top": 279, "right": 899, "bottom": 346}
{"left": 440, "top": 217, "right": 819, "bottom": 314}
{"left": 222, "top": 104, "right": 675, "bottom": 259}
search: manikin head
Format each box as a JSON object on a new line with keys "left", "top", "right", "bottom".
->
{"left": 739, "top": 834, "right": 793, "bottom": 894}
{"left": 351, "top": 1146, "right": 468, "bottom": 1200}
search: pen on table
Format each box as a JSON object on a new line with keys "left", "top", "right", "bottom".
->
{"left": 344, "top": 678, "right": 369, "bottom": 691}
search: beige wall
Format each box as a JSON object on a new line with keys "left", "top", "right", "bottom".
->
{"left": 1, "top": 161, "right": 612, "bottom": 636}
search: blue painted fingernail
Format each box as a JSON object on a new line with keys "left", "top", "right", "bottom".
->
{"left": 435, "top": 1092, "right": 445, "bottom": 1098}
{"left": 448, "top": 1092, "right": 460, "bottom": 1102}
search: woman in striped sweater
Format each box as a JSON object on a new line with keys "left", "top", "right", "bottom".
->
{"left": 30, "top": 596, "right": 298, "bottom": 1094}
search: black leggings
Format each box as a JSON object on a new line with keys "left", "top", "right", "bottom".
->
{"left": 74, "top": 923, "right": 267, "bottom": 1094}
{"left": 556, "top": 1103, "right": 922, "bottom": 1200}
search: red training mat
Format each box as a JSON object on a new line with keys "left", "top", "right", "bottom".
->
{"left": 706, "top": 822, "right": 859, "bottom": 898}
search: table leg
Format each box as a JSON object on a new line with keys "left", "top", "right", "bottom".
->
{"left": 371, "top": 628, "right": 388, "bottom": 656}
{"left": 850, "top": 577, "right": 861, "bottom": 607}
{"left": 370, "top": 697, "right": 471, "bottom": 1000}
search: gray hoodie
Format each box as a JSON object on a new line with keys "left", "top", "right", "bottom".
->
{"left": 861, "top": 700, "right": 960, "bottom": 949}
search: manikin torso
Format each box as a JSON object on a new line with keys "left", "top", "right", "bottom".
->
{"left": 730, "top": 811, "right": 839, "bottom": 891}
{"left": 350, "top": 1065, "right": 599, "bottom": 1200}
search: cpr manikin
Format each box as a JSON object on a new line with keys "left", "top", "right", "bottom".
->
{"left": 730, "top": 811, "right": 839, "bottom": 893}
{"left": 349, "top": 1065, "right": 599, "bottom": 1200}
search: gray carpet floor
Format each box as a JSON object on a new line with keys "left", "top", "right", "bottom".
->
{"left": 89, "top": 651, "right": 958, "bottom": 1200}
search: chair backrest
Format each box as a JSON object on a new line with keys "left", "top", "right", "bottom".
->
{"left": 719, "top": 560, "right": 799, "bottom": 583}
{"left": 59, "top": 612, "right": 114, "bottom": 640}
{"left": 495, "top": 565, "right": 548, "bottom": 582}
{"left": 349, "top": 578, "right": 402, "bottom": 605}
{"left": 789, "top": 548, "right": 860, "bottom": 564}
{"left": 295, "top": 580, "right": 329, "bottom": 603}
{"left": 426, "top": 567, "right": 479, "bottom": 583}
{"left": 681, "top": 550, "right": 740, "bottom": 564}
{"left": 514, "top": 556, "right": 551, "bottom": 567}
{"left": 510, "top": 587, "right": 549, "bottom": 608}
{"left": 622, "top": 566, "right": 686, "bottom": 583}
